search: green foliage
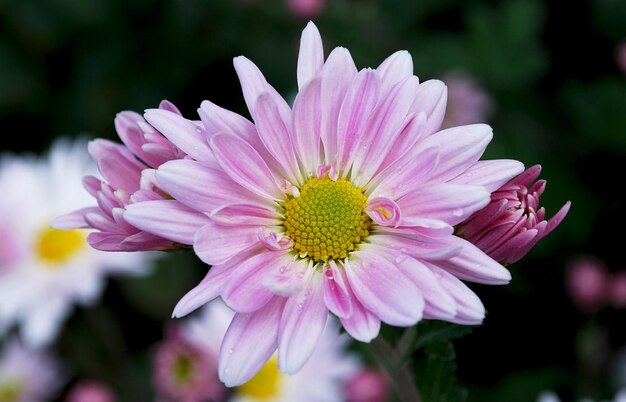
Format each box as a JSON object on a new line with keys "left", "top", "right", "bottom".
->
{"left": 414, "top": 341, "right": 468, "bottom": 402}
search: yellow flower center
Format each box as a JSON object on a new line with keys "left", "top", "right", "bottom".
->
{"left": 237, "top": 357, "right": 282, "bottom": 400}
{"left": 284, "top": 177, "right": 371, "bottom": 263}
{"left": 173, "top": 354, "right": 194, "bottom": 384}
{"left": 0, "top": 381, "right": 22, "bottom": 402}
{"left": 36, "top": 227, "right": 85, "bottom": 265}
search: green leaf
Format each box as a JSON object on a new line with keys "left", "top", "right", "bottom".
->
{"left": 412, "top": 321, "right": 475, "bottom": 352}
{"left": 414, "top": 341, "right": 468, "bottom": 402}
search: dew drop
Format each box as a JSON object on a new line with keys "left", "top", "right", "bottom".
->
{"left": 279, "top": 266, "right": 286, "bottom": 273}
{"left": 228, "top": 348, "right": 234, "bottom": 354}
{"left": 395, "top": 255, "right": 406, "bottom": 263}
{"left": 297, "top": 271, "right": 305, "bottom": 278}
{"left": 453, "top": 208, "right": 464, "bottom": 217}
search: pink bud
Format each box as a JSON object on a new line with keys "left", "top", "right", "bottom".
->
{"left": 345, "top": 369, "right": 389, "bottom": 402}
{"left": 66, "top": 381, "right": 115, "bottom": 402}
{"left": 287, "top": 0, "right": 326, "bottom": 17}
{"left": 458, "top": 165, "right": 570, "bottom": 265}
{"left": 566, "top": 257, "right": 609, "bottom": 313}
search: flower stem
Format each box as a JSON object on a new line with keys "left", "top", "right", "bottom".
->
{"left": 371, "top": 331, "right": 422, "bottom": 402}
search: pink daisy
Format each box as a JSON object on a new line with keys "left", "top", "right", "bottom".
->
{"left": 124, "top": 22, "right": 524, "bottom": 386}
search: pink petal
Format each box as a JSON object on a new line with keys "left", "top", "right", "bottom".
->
{"left": 233, "top": 56, "right": 291, "bottom": 128}
{"left": 219, "top": 297, "right": 286, "bottom": 387}
{"left": 222, "top": 250, "right": 291, "bottom": 313}
{"left": 318, "top": 47, "right": 358, "bottom": 165}
{"left": 351, "top": 76, "right": 420, "bottom": 187}
{"left": 263, "top": 258, "right": 312, "bottom": 296}
{"left": 292, "top": 77, "right": 323, "bottom": 175}
{"left": 323, "top": 261, "right": 353, "bottom": 318}
{"left": 156, "top": 160, "right": 266, "bottom": 214}
{"left": 367, "top": 230, "right": 461, "bottom": 260}
{"left": 172, "top": 263, "right": 235, "bottom": 318}
{"left": 376, "top": 50, "right": 414, "bottom": 93}
{"left": 254, "top": 93, "right": 301, "bottom": 184}
{"left": 430, "top": 236, "right": 511, "bottom": 285}
{"left": 345, "top": 251, "right": 424, "bottom": 326}
{"left": 336, "top": 69, "right": 382, "bottom": 174}
{"left": 450, "top": 160, "right": 525, "bottom": 192}
{"left": 377, "top": 111, "right": 428, "bottom": 172}
{"left": 339, "top": 296, "right": 381, "bottom": 343}
{"left": 278, "top": 274, "right": 328, "bottom": 374}
{"left": 123, "top": 200, "right": 210, "bottom": 244}
{"left": 198, "top": 100, "right": 257, "bottom": 143}
{"left": 365, "top": 197, "right": 402, "bottom": 227}
{"left": 297, "top": 21, "right": 324, "bottom": 90}
{"left": 411, "top": 79, "right": 448, "bottom": 136}
{"left": 210, "top": 203, "right": 281, "bottom": 226}
{"left": 398, "top": 183, "right": 490, "bottom": 226}
{"left": 417, "top": 124, "right": 493, "bottom": 182}
{"left": 144, "top": 109, "right": 215, "bottom": 164}
{"left": 193, "top": 221, "right": 260, "bottom": 266}
{"left": 210, "top": 133, "right": 283, "bottom": 200}
{"left": 52, "top": 207, "right": 99, "bottom": 230}
{"left": 427, "top": 265, "right": 485, "bottom": 325}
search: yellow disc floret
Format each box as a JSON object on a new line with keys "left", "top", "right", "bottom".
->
{"left": 236, "top": 356, "right": 282, "bottom": 399}
{"left": 36, "top": 227, "right": 85, "bottom": 265}
{"left": 283, "top": 177, "right": 371, "bottom": 263}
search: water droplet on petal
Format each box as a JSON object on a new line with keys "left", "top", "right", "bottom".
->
{"left": 453, "top": 208, "right": 464, "bottom": 217}
{"left": 228, "top": 348, "right": 234, "bottom": 354}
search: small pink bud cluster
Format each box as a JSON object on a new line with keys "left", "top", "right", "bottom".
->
{"left": 567, "top": 257, "right": 626, "bottom": 313}
{"left": 457, "top": 165, "right": 570, "bottom": 265}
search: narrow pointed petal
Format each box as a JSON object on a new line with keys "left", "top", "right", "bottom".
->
{"left": 124, "top": 200, "right": 210, "bottom": 244}
{"left": 210, "top": 133, "right": 283, "bottom": 200}
{"left": 428, "top": 265, "right": 486, "bottom": 325}
{"left": 336, "top": 69, "right": 381, "bottom": 174}
{"left": 450, "top": 160, "right": 525, "bottom": 192}
{"left": 210, "top": 203, "right": 281, "bottom": 226}
{"left": 339, "top": 297, "right": 381, "bottom": 343}
{"left": 193, "top": 222, "right": 259, "bottom": 266}
{"left": 144, "top": 109, "right": 214, "bottom": 163}
{"left": 278, "top": 275, "right": 328, "bottom": 374}
{"left": 52, "top": 207, "right": 99, "bottom": 229}
{"left": 219, "top": 297, "right": 286, "bottom": 387}
{"left": 377, "top": 111, "right": 428, "bottom": 172}
{"left": 376, "top": 50, "right": 414, "bottom": 92}
{"left": 398, "top": 184, "right": 490, "bottom": 226}
{"left": 297, "top": 21, "right": 324, "bottom": 90}
{"left": 345, "top": 252, "right": 424, "bottom": 326}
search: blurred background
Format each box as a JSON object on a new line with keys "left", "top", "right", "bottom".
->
{"left": 1, "top": 0, "right": 625, "bottom": 401}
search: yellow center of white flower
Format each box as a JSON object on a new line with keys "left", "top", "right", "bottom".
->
{"left": 237, "top": 357, "right": 282, "bottom": 399}
{"left": 36, "top": 227, "right": 85, "bottom": 265}
{"left": 173, "top": 354, "right": 194, "bottom": 384}
{"left": 0, "top": 381, "right": 22, "bottom": 402}
{"left": 283, "top": 177, "right": 371, "bottom": 263}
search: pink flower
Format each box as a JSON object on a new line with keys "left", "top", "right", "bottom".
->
{"left": 457, "top": 165, "right": 570, "bottom": 265}
{"left": 441, "top": 72, "right": 494, "bottom": 129}
{"left": 616, "top": 41, "right": 626, "bottom": 75}
{"left": 153, "top": 327, "right": 226, "bottom": 402}
{"left": 287, "top": 0, "right": 326, "bottom": 17}
{"left": 66, "top": 381, "right": 115, "bottom": 402}
{"left": 54, "top": 101, "right": 211, "bottom": 252}
{"left": 125, "top": 22, "right": 523, "bottom": 385}
{"left": 566, "top": 257, "right": 609, "bottom": 313}
{"left": 611, "top": 271, "right": 626, "bottom": 308}
{"left": 345, "top": 369, "right": 389, "bottom": 402}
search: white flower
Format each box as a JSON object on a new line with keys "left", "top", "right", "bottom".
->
{"left": 0, "top": 138, "right": 153, "bottom": 347}
{"left": 0, "top": 339, "right": 64, "bottom": 402}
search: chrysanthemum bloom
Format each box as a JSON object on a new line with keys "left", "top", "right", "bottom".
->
{"left": 54, "top": 101, "right": 211, "bottom": 252}
{"left": 164, "top": 300, "right": 360, "bottom": 402}
{"left": 153, "top": 326, "right": 225, "bottom": 402}
{"left": 0, "top": 139, "right": 151, "bottom": 347}
{"left": 0, "top": 339, "right": 63, "bottom": 402}
{"left": 66, "top": 381, "right": 115, "bottom": 402}
{"left": 125, "top": 22, "right": 524, "bottom": 385}
{"left": 441, "top": 72, "right": 494, "bottom": 129}
{"left": 345, "top": 369, "right": 389, "bottom": 402}
{"left": 457, "top": 165, "right": 570, "bottom": 265}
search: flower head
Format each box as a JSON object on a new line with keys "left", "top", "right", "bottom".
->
{"left": 441, "top": 72, "right": 494, "bottom": 129}
{"left": 54, "top": 101, "right": 211, "bottom": 252}
{"left": 345, "top": 369, "right": 389, "bottom": 402}
{"left": 457, "top": 165, "right": 570, "bottom": 265}
{"left": 66, "top": 381, "right": 115, "bottom": 402}
{"left": 124, "top": 22, "right": 524, "bottom": 385}
{"left": 0, "top": 339, "right": 63, "bottom": 402}
{"left": 566, "top": 256, "right": 609, "bottom": 313}
{"left": 0, "top": 139, "right": 151, "bottom": 347}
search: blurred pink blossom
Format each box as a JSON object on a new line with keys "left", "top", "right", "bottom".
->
{"left": 566, "top": 257, "right": 609, "bottom": 312}
{"left": 345, "top": 369, "right": 389, "bottom": 402}
{"left": 616, "top": 41, "right": 626, "bottom": 75}
{"left": 287, "top": 0, "right": 326, "bottom": 17}
{"left": 610, "top": 271, "right": 626, "bottom": 308}
{"left": 457, "top": 165, "right": 570, "bottom": 265}
{"left": 442, "top": 72, "right": 494, "bottom": 129}
{"left": 66, "top": 381, "right": 115, "bottom": 402}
